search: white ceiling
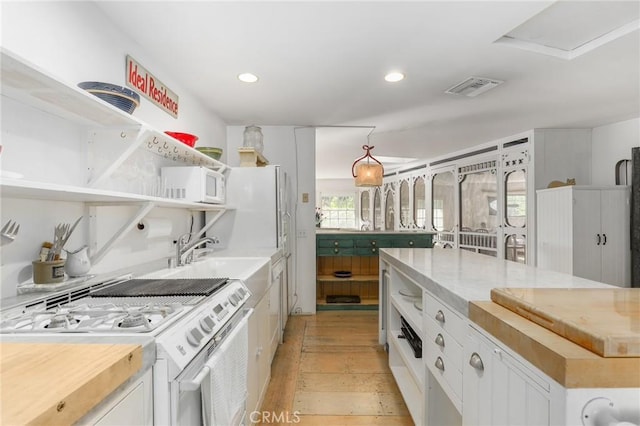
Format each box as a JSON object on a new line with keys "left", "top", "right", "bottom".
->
{"left": 95, "top": 1, "right": 640, "bottom": 180}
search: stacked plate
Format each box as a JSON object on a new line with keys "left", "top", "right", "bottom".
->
{"left": 78, "top": 81, "right": 140, "bottom": 114}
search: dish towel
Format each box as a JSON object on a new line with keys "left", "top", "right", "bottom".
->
{"left": 201, "top": 315, "right": 249, "bottom": 426}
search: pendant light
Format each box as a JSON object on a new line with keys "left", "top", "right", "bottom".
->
{"left": 352, "top": 144, "right": 384, "bottom": 187}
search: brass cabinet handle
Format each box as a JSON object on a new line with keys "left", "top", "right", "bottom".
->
{"left": 469, "top": 352, "right": 484, "bottom": 371}
{"left": 435, "top": 333, "right": 445, "bottom": 348}
{"left": 435, "top": 356, "right": 445, "bottom": 371}
{"left": 435, "top": 310, "right": 445, "bottom": 323}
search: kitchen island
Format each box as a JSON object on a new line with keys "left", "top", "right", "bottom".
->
{"left": 379, "top": 248, "right": 640, "bottom": 425}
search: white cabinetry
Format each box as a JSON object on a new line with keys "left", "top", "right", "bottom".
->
{"left": 463, "top": 324, "right": 560, "bottom": 426}
{"left": 78, "top": 369, "right": 153, "bottom": 426}
{"left": 386, "top": 267, "right": 425, "bottom": 424}
{"left": 247, "top": 293, "right": 271, "bottom": 418}
{"left": 246, "top": 259, "right": 281, "bottom": 420}
{"left": 537, "top": 186, "right": 631, "bottom": 286}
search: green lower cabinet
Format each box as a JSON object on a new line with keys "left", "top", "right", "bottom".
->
{"left": 316, "top": 232, "right": 434, "bottom": 256}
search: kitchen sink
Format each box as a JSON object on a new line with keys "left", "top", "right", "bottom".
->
{"left": 141, "top": 256, "right": 269, "bottom": 281}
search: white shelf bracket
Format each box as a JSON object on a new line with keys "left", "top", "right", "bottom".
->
{"left": 87, "top": 125, "right": 151, "bottom": 188}
{"left": 89, "top": 201, "right": 156, "bottom": 265}
{"left": 192, "top": 208, "right": 226, "bottom": 240}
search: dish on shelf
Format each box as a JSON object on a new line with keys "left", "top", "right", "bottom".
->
{"left": 399, "top": 288, "right": 421, "bottom": 298}
{"left": 165, "top": 132, "right": 199, "bottom": 148}
{"left": 196, "top": 147, "right": 223, "bottom": 160}
{"left": 414, "top": 300, "right": 423, "bottom": 311}
{"left": 333, "top": 270, "right": 352, "bottom": 278}
{"left": 77, "top": 81, "right": 140, "bottom": 114}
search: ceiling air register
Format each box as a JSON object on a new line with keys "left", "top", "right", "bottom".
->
{"left": 445, "top": 76, "right": 503, "bottom": 97}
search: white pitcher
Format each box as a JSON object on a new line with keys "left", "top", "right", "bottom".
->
{"left": 65, "top": 246, "right": 91, "bottom": 277}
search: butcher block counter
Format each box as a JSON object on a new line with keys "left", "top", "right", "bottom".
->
{"left": 470, "top": 301, "right": 640, "bottom": 388}
{"left": 0, "top": 342, "right": 142, "bottom": 425}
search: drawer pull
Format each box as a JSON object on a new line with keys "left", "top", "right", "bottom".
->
{"left": 333, "top": 248, "right": 339, "bottom": 254}
{"left": 334, "top": 241, "right": 339, "bottom": 246}
{"left": 408, "top": 240, "right": 414, "bottom": 246}
{"left": 435, "top": 356, "right": 445, "bottom": 371}
{"left": 435, "top": 333, "right": 445, "bottom": 348}
{"left": 371, "top": 241, "right": 376, "bottom": 246}
{"left": 372, "top": 248, "right": 377, "bottom": 253}
{"left": 435, "top": 310, "right": 445, "bottom": 323}
{"left": 469, "top": 352, "right": 484, "bottom": 371}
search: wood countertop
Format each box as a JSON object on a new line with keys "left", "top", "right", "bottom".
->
{"left": 469, "top": 301, "right": 640, "bottom": 388}
{"left": 0, "top": 342, "right": 142, "bottom": 425}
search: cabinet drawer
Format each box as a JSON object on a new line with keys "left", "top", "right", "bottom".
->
{"left": 317, "top": 238, "right": 354, "bottom": 248}
{"left": 425, "top": 339, "right": 463, "bottom": 400}
{"left": 424, "top": 318, "right": 463, "bottom": 372}
{"left": 317, "top": 247, "right": 354, "bottom": 256}
{"left": 355, "top": 247, "right": 379, "bottom": 256}
{"left": 391, "top": 235, "right": 432, "bottom": 248}
{"left": 423, "top": 293, "right": 467, "bottom": 346}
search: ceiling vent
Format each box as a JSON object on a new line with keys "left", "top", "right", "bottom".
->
{"left": 445, "top": 77, "right": 504, "bottom": 97}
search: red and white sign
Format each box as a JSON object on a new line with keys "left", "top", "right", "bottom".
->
{"left": 126, "top": 55, "right": 179, "bottom": 118}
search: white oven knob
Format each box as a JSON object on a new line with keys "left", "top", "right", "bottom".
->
{"left": 186, "top": 327, "right": 204, "bottom": 347}
{"left": 229, "top": 294, "right": 239, "bottom": 307}
{"left": 200, "top": 315, "right": 215, "bottom": 333}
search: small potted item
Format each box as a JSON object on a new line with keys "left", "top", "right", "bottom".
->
{"left": 32, "top": 259, "right": 65, "bottom": 284}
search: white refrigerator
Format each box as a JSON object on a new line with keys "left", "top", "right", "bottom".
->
{"left": 208, "top": 166, "right": 286, "bottom": 251}
{"left": 207, "top": 165, "right": 292, "bottom": 337}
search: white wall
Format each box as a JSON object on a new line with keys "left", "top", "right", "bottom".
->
{"left": 0, "top": 2, "right": 227, "bottom": 296}
{"left": 591, "top": 117, "right": 640, "bottom": 186}
{"left": 1, "top": 1, "right": 226, "bottom": 154}
{"left": 226, "top": 126, "right": 317, "bottom": 314}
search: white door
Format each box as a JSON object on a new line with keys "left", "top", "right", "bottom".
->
{"left": 600, "top": 188, "right": 631, "bottom": 286}
{"left": 572, "top": 189, "right": 602, "bottom": 282}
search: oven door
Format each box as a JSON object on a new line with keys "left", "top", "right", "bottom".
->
{"left": 171, "top": 308, "right": 251, "bottom": 426}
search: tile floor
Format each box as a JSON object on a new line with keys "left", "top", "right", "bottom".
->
{"left": 258, "top": 311, "right": 413, "bottom": 425}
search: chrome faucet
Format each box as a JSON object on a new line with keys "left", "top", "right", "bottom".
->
{"left": 175, "top": 233, "right": 220, "bottom": 267}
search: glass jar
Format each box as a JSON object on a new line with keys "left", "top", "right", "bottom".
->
{"left": 243, "top": 125, "right": 264, "bottom": 153}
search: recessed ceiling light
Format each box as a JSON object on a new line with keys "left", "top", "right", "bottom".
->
{"left": 384, "top": 72, "right": 405, "bottom": 83}
{"left": 238, "top": 73, "right": 259, "bottom": 83}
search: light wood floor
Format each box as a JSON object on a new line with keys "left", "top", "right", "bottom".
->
{"left": 258, "top": 311, "right": 413, "bottom": 425}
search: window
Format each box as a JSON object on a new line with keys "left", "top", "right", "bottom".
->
{"left": 318, "top": 194, "right": 357, "bottom": 229}
{"left": 433, "top": 199, "right": 444, "bottom": 230}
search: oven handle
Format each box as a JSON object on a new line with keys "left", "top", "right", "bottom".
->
{"left": 179, "top": 308, "right": 253, "bottom": 392}
{"left": 181, "top": 366, "right": 211, "bottom": 392}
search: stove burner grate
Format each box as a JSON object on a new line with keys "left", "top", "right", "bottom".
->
{"left": 90, "top": 278, "right": 229, "bottom": 298}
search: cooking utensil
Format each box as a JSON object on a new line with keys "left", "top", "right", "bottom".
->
{"left": 47, "top": 223, "right": 68, "bottom": 261}
{"left": 1, "top": 220, "right": 20, "bottom": 241}
{"left": 61, "top": 216, "right": 83, "bottom": 248}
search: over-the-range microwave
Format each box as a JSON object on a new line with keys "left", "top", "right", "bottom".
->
{"left": 161, "top": 166, "right": 225, "bottom": 204}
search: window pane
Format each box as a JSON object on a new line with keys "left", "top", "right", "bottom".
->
{"left": 373, "top": 188, "right": 382, "bottom": 230}
{"left": 319, "top": 195, "right": 357, "bottom": 229}
{"left": 432, "top": 172, "right": 455, "bottom": 231}
{"left": 459, "top": 170, "right": 497, "bottom": 232}
{"left": 399, "top": 180, "right": 410, "bottom": 227}
{"left": 385, "top": 190, "right": 394, "bottom": 230}
{"left": 414, "top": 177, "right": 426, "bottom": 228}
{"left": 505, "top": 234, "right": 526, "bottom": 264}
{"left": 505, "top": 170, "right": 527, "bottom": 228}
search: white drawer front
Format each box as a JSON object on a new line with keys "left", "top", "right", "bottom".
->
{"left": 424, "top": 316, "right": 463, "bottom": 372}
{"left": 423, "top": 292, "right": 467, "bottom": 345}
{"left": 425, "top": 337, "right": 463, "bottom": 400}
